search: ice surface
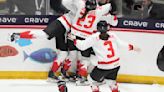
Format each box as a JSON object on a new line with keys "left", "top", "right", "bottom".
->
{"left": 0, "top": 79, "right": 163, "bottom": 92}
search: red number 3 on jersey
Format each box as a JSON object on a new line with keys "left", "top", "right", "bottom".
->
{"left": 104, "top": 41, "right": 115, "bottom": 58}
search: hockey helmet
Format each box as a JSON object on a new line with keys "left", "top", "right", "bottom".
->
{"left": 85, "top": 0, "right": 97, "bottom": 11}
{"left": 97, "top": 20, "right": 108, "bottom": 33}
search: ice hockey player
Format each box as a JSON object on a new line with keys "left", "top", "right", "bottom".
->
{"left": 9, "top": 0, "right": 116, "bottom": 84}
{"left": 9, "top": 0, "right": 76, "bottom": 82}
{"left": 7, "top": 0, "right": 91, "bottom": 83}
{"left": 64, "top": 0, "right": 113, "bottom": 85}
{"left": 68, "top": 20, "right": 141, "bottom": 92}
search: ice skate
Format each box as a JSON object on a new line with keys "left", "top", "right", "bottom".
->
{"left": 68, "top": 73, "right": 78, "bottom": 82}
{"left": 59, "top": 76, "right": 69, "bottom": 82}
{"left": 60, "top": 68, "right": 70, "bottom": 82}
{"left": 46, "top": 70, "right": 59, "bottom": 83}
{"left": 76, "top": 76, "right": 89, "bottom": 86}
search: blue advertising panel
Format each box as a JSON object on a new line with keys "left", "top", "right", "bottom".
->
{"left": 0, "top": 15, "right": 163, "bottom": 31}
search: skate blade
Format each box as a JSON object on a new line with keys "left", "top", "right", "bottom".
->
{"left": 46, "top": 78, "right": 58, "bottom": 83}
{"left": 76, "top": 81, "right": 90, "bottom": 86}
{"left": 69, "top": 78, "right": 77, "bottom": 82}
{"left": 58, "top": 76, "right": 70, "bottom": 82}
{"left": 61, "top": 78, "right": 69, "bottom": 82}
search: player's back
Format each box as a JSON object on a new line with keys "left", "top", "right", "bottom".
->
{"left": 71, "top": 3, "right": 111, "bottom": 39}
{"left": 92, "top": 32, "right": 119, "bottom": 61}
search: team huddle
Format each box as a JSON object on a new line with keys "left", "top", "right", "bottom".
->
{"left": 10, "top": 0, "right": 141, "bottom": 92}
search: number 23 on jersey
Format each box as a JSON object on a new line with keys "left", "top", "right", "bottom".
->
{"left": 76, "top": 11, "right": 96, "bottom": 28}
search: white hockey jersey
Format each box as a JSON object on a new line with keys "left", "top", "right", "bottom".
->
{"left": 74, "top": 32, "right": 134, "bottom": 69}
{"left": 56, "top": 0, "right": 79, "bottom": 32}
{"left": 70, "top": 2, "right": 112, "bottom": 39}
{"left": 57, "top": 0, "right": 78, "bottom": 32}
{"left": 22, "top": 0, "right": 78, "bottom": 38}
{"left": 60, "top": 0, "right": 118, "bottom": 37}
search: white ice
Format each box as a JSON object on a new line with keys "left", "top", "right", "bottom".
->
{"left": 0, "top": 79, "right": 164, "bottom": 92}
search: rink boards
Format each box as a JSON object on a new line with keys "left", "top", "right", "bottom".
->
{"left": 0, "top": 25, "right": 164, "bottom": 84}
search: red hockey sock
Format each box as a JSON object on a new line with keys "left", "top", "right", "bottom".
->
{"left": 51, "top": 61, "right": 61, "bottom": 72}
{"left": 77, "top": 60, "right": 83, "bottom": 72}
{"left": 110, "top": 83, "right": 119, "bottom": 92}
{"left": 58, "top": 85, "right": 66, "bottom": 92}
{"left": 77, "top": 61, "right": 87, "bottom": 77}
{"left": 78, "top": 67, "right": 87, "bottom": 77}
{"left": 91, "top": 85, "right": 100, "bottom": 92}
{"left": 58, "top": 81, "right": 67, "bottom": 92}
{"left": 111, "top": 88, "right": 119, "bottom": 92}
{"left": 63, "top": 59, "right": 71, "bottom": 71}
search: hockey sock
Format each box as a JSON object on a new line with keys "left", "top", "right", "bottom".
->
{"left": 57, "top": 81, "right": 68, "bottom": 92}
{"left": 107, "top": 80, "right": 119, "bottom": 92}
{"left": 88, "top": 75, "right": 100, "bottom": 92}
{"left": 91, "top": 85, "right": 100, "bottom": 92}
{"left": 63, "top": 59, "right": 71, "bottom": 71}
{"left": 51, "top": 51, "right": 68, "bottom": 72}
{"left": 51, "top": 61, "right": 61, "bottom": 72}
{"left": 61, "top": 59, "right": 71, "bottom": 78}
{"left": 78, "top": 67, "right": 87, "bottom": 77}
